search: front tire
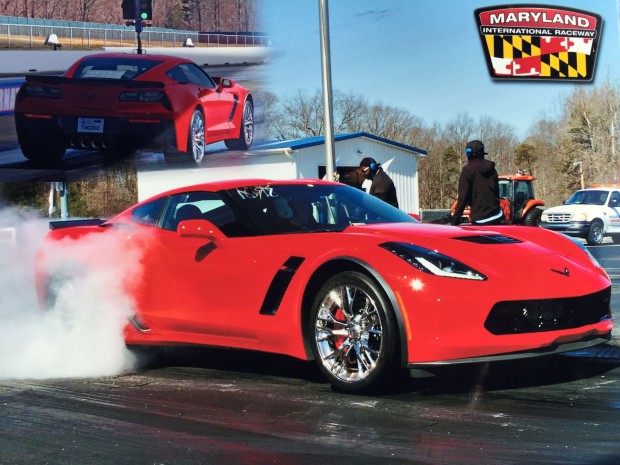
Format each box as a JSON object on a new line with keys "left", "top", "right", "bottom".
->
{"left": 309, "top": 271, "right": 399, "bottom": 393}
{"left": 586, "top": 220, "right": 604, "bottom": 245}
{"left": 225, "top": 99, "right": 254, "bottom": 150}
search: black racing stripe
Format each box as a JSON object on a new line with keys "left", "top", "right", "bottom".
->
{"left": 259, "top": 256, "right": 305, "bottom": 315}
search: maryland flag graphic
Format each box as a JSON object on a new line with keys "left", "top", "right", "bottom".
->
{"left": 475, "top": 5, "right": 602, "bottom": 81}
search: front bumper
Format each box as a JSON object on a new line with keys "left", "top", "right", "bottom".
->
{"left": 540, "top": 221, "right": 590, "bottom": 237}
{"left": 408, "top": 333, "right": 611, "bottom": 366}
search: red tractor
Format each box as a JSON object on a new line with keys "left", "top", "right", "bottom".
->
{"left": 452, "top": 173, "right": 545, "bottom": 226}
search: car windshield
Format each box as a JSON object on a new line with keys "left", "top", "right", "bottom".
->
{"left": 222, "top": 183, "right": 416, "bottom": 235}
{"left": 565, "top": 190, "right": 608, "bottom": 206}
{"left": 73, "top": 57, "right": 163, "bottom": 80}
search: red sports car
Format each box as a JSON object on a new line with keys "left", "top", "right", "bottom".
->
{"left": 36, "top": 179, "right": 613, "bottom": 393}
{"left": 14, "top": 53, "right": 254, "bottom": 164}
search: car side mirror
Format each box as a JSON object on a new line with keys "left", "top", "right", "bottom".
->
{"left": 177, "top": 219, "right": 226, "bottom": 245}
{"left": 216, "top": 78, "right": 234, "bottom": 92}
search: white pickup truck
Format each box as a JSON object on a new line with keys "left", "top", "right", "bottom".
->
{"left": 540, "top": 185, "right": 620, "bottom": 245}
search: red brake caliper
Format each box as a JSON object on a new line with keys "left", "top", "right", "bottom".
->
{"left": 332, "top": 306, "right": 347, "bottom": 349}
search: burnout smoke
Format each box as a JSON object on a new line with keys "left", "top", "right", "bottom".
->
{"left": 0, "top": 207, "right": 140, "bottom": 379}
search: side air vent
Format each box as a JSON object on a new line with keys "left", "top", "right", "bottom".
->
{"left": 259, "top": 256, "right": 305, "bottom": 315}
{"left": 228, "top": 95, "right": 239, "bottom": 122}
{"left": 454, "top": 235, "right": 522, "bottom": 245}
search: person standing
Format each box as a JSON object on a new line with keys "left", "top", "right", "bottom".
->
{"left": 451, "top": 140, "right": 502, "bottom": 226}
{"left": 359, "top": 157, "right": 399, "bottom": 208}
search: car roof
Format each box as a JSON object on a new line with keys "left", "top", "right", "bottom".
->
{"left": 77, "top": 52, "right": 192, "bottom": 65}
{"left": 143, "top": 178, "right": 338, "bottom": 201}
{"left": 584, "top": 184, "right": 620, "bottom": 191}
{"left": 499, "top": 175, "right": 536, "bottom": 181}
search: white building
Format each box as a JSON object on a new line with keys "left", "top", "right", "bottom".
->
{"left": 137, "top": 132, "right": 427, "bottom": 213}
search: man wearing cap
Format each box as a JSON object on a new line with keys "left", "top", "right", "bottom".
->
{"left": 451, "top": 140, "right": 502, "bottom": 226}
{"left": 359, "top": 157, "right": 399, "bottom": 208}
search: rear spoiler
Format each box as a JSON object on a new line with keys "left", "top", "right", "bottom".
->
{"left": 24, "top": 75, "right": 165, "bottom": 88}
{"left": 49, "top": 218, "right": 107, "bottom": 230}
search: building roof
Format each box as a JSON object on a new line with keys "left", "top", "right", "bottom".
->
{"left": 254, "top": 132, "right": 427, "bottom": 156}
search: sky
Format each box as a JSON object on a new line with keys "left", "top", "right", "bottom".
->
{"left": 261, "top": 0, "right": 620, "bottom": 139}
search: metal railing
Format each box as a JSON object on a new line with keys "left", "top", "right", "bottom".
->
{"left": 0, "top": 16, "right": 268, "bottom": 49}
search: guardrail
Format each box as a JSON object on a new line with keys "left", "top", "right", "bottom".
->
{"left": 0, "top": 16, "right": 268, "bottom": 49}
{"left": 0, "top": 23, "right": 198, "bottom": 49}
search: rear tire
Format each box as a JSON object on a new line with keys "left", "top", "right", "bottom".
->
{"left": 21, "top": 138, "right": 66, "bottom": 164}
{"left": 163, "top": 109, "right": 205, "bottom": 164}
{"left": 309, "top": 271, "right": 400, "bottom": 393}
{"left": 187, "top": 109, "right": 206, "bottom": 164}
{"left": 523, "top": 207, "right": 542, "bottom": 227}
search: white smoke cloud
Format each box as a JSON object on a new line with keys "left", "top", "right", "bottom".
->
{"left": 0, "top": 206, "right": 140, "bottom": 379}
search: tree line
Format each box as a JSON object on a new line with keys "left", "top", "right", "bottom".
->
{"left": 1, "top": 0, "right": 260, "bottom": 32}
{"left": 258, "top": 79, "right": 620, "bottom": 210}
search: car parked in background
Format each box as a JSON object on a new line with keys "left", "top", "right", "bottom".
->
{"left": 36, "top": 179, "right": 613, "bottom": 393}
{"left": 14, "top": 53, "right": 254, "bottom": 164}
{"left": 541, "top": 184, "right": 620, "bottom": 245}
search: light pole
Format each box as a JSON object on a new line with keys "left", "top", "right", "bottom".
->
{"left": 318, "top": 0, "right": 336, "bottom": 181}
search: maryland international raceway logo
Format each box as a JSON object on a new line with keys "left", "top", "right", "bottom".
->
{"left": 475, "top": 5, "right": 603, "bottom": 81}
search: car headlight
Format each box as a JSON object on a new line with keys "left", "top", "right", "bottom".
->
{"left": 571, "top": 212, "right": 588, "bottom": 222}
{"left": 541, "top": 212, "right": 548, "bottom": 221}
{"left": 380, "top": 242, "right": 487, "bottom": 280}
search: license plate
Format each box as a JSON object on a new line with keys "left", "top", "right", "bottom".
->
{"left": 77, "top": 117, "right": 104, "bottom": 133}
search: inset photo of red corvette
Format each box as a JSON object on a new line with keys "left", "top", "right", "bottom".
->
{"left": 35, "top": 179, "right": 614, "bottom": 393}
{"left": 14, "top": 53, "right": 254, "bottom": 165}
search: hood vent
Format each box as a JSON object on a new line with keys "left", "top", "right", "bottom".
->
{"left": 454, "top": 235, "right": 522, "bottom": 245}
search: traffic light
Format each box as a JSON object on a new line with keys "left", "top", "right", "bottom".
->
{"left": 121, "top": 0, "right": 152, "bottom": 20}
{"left": 121, "top": 0, "right": 135, "bottom": 20}
{"left": 139, "top": 0, "right": 152, "bottom": 20}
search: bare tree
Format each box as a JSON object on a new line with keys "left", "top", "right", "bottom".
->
{"left": 266, "top": 89, "right": 367, "bottom": 140}
{"left": 1, "top": 0, "right": 260, "bottom": 30}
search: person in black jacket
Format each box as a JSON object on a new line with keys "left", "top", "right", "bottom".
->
{"left": 359, "top": 157, "right": 399, "bottom": 208}
{"left": 451, "top": 140, "right": 502, "bottom": 226}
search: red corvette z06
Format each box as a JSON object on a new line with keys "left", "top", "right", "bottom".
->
{"left": 14, "top": 53, "right": 254, "bottom": 164}
{"left": 35, "top": 179, "right": 614, "bottom": 393}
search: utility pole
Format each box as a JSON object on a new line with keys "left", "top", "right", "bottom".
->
{"left": 318, "top": 0, "right": 336, "bottom": 181}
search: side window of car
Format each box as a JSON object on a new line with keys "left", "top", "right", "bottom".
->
{"left": 166, "top": 65, "right": 190, "bottom": 83}
{"left": 131, "top": 197, "right": 167, "bottom": 227}
{"left": 609, "top": 192, "right": 620, "bottom": 208}
{"left": 181, "top": 63, "right": 216, "bottom": 88}
{"left": 161, "top": 192, "right": 229, "bottom": 231}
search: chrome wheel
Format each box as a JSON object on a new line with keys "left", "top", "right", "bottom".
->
{"left": 225, "top": 99, "right": 254, "bottom": 150}
{"left": 241, "top": 100, "right": 254, "bottom": 147}
{"left": 587, "top": 221, "right": 604, "bottom": 245}
{"left": 311, "top": 272, "right": 398, "bottom": 392}
{"left": 188, "top": 109, "right": 205, "bottom": 163}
